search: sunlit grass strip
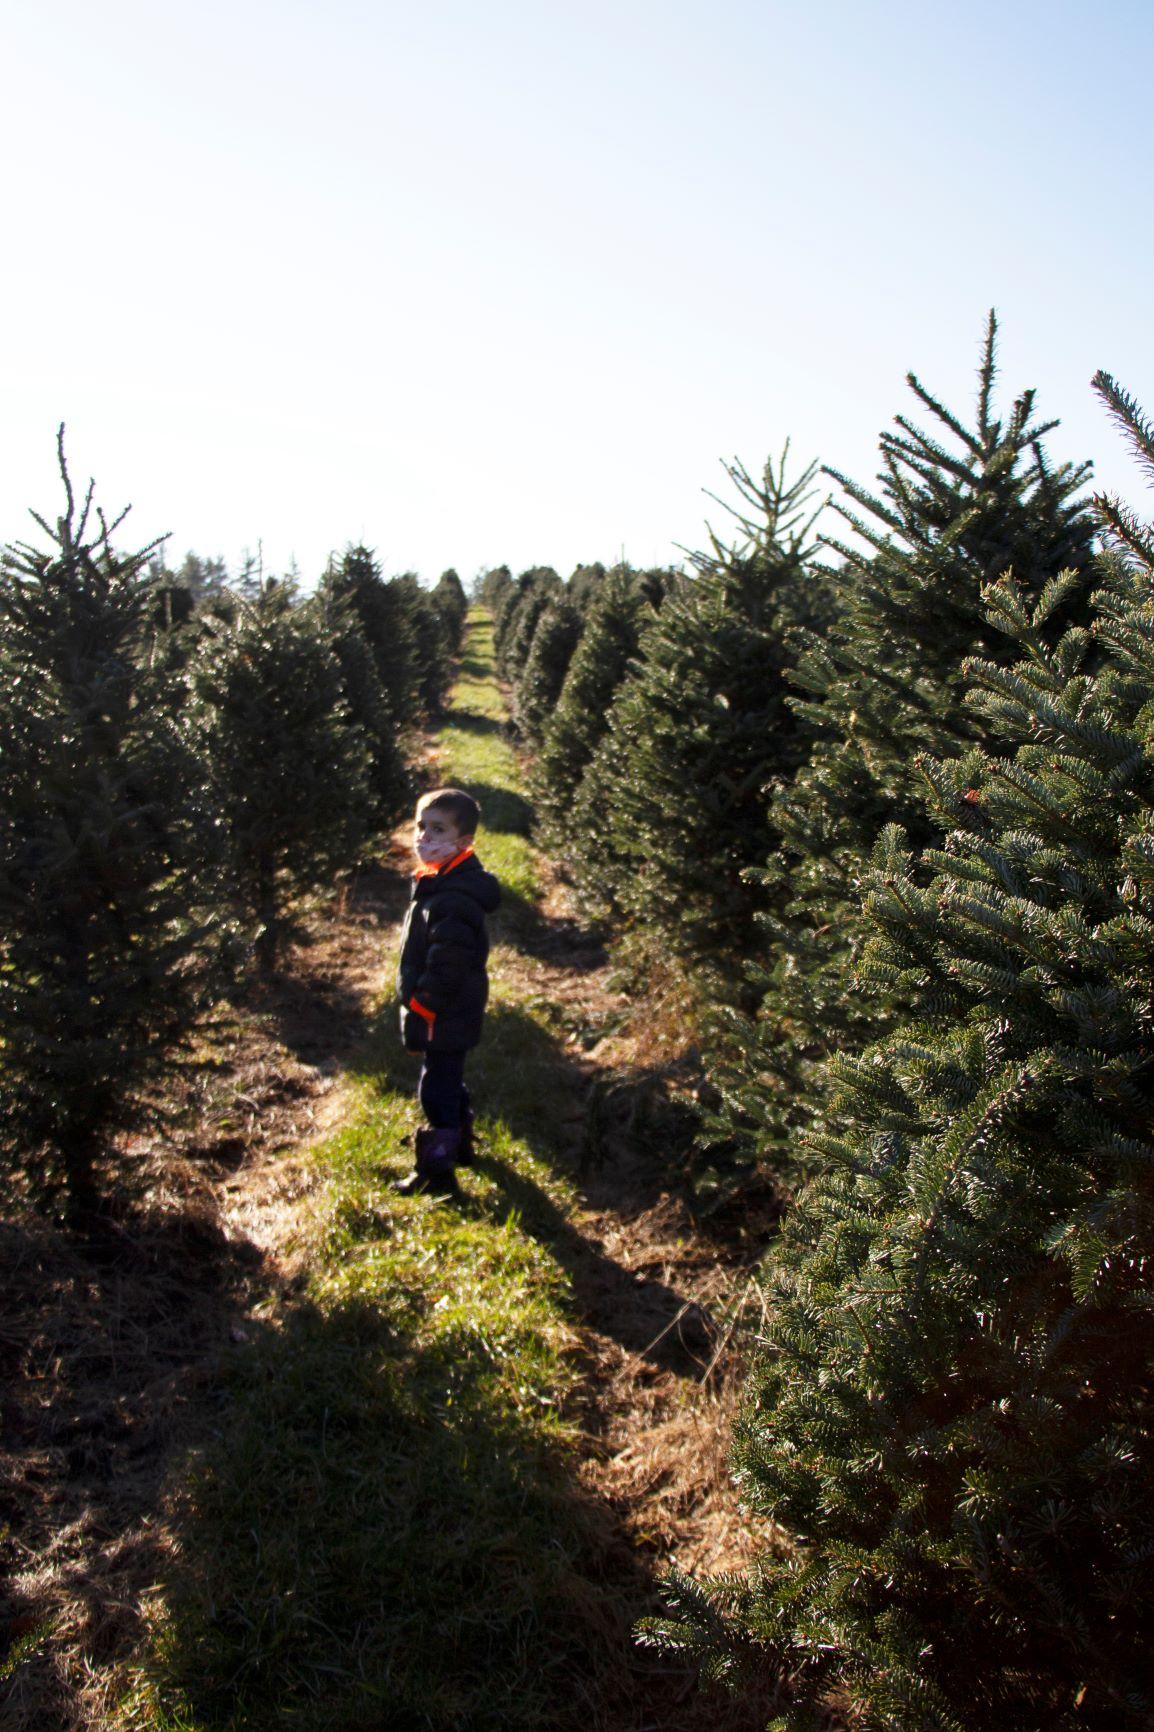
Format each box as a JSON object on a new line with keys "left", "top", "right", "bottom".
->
{"left": 124, "top": 613, "right": 622, "bottom": 1731}
{"left": 436, "top": 609, "right": 539, "bottom": 908}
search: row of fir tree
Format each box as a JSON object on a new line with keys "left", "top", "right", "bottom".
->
{"left": 0, "top": 434, "right": 467, "bottom": 1220}
{"left": 488, "top": 320, "right": 1154, "bottom": 1729}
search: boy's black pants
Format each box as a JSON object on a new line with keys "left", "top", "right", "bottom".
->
{"left": 418, "top": 1050, "right": 471, "bottom": 1129}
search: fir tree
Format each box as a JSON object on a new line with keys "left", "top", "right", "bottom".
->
{"left": 477, "top": 563, "right": 512, "bottom": 617}
{"left": 176, "top": 550, "right": 229, "bottom": 602}
{"left": 0, "top": 435, "right": 225, "bottom": 1217}
{"left": 192, "top": 584, "right": 371, "bottom": 972}
{"left": 431, "top": 566, "right": 468, "bottom": 653}
{"left": 532, "top": 565, "right": 661, "bottom": 852}
{"left": 783, "top": 315, "right": 1095, "bottom": 839}
{"left": 391, "top": 572, "right": 452, "bottom": 717}
{"left": 495, "top": 566, "right": 561, "bottom": 681}
{"left": 319, "top": 588, "right": 411, "bottom": 830}
{"left": 323, "top": 544, "right": 421, "bottom": 722}
{"left": 491, "top": 567, "right": 532, "bottom": 666}
{"left": 567, "top": 560, "right": 607, "bottom": 613}
{"left": 513, "top": 594, "right": 583, "bottom": 744}
{"left": 720, "top": 318, "right": 1099, "bottom": 1179}
{"left": 565, "top": 451, "right": 821, "bottom": 969}
{"left": 641, "top": 383, "right": 1154, "bottom": 1729}
{"left": 491, "top": 568, "right": 530, "bottom": 667}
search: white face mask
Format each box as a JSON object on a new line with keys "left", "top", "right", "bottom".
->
{"left": 414, "top": 811, "right": 465, "bottom": 866}
{"left": 415, "top": 833, "right": 461, "bottom": 866}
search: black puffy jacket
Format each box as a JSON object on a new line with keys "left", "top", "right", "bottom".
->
{"left": 396, "top": 850, "right": 501, "bottom": 1052}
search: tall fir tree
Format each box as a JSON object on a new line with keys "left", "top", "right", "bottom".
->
{"left": 491, "top": 567, "right": 534, "bottom": 668}
{"left": 0, "top": 436, "right": 225, "bottom": 1217}
{"left": 176, "top": 550, "right": 229, "bottom": 602}
{"left": 641, "top": 379, "right": 1154, "bottom": 1730}
{"left": 719, "top": 318, "right": 1099, "bottom": 1179}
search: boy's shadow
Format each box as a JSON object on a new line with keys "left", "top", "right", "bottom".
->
{"left": 362, "top": 1003, "right": 713, "bottom": 1378}
{"left": 466, "top": 1152, "right": 714, "bottom": 1377}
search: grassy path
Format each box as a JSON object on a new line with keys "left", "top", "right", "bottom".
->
{"left": 125, "top": 613, "right": 764, "bottom": 1732}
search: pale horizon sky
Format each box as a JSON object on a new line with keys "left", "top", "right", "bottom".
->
{"left": 3, "top": 0, "right": 1151, "bottom": 587}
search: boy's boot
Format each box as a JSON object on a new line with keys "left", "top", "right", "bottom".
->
{"left": 395, "top": 1126, "right": 461, "bottom": 1196}
{"left": 457, "top": 1103, "right": 477, "bottom": 1166}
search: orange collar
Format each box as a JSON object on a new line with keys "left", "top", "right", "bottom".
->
{"left": 414, "top": 844, "right": 474, "bottom": 880}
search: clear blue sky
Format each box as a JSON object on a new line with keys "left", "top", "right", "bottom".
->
{"left": 2, "top": 0, "right": 1151, "bottom": 584}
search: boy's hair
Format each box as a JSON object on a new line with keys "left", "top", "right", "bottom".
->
{"left": 417, "top": 786, "right": 481, "bottom": 837}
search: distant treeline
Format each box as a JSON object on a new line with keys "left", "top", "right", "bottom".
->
{"left": 485, "top": 316, "right": 1154, "bottom": 1728}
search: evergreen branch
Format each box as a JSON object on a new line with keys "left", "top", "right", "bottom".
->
{"left": 697, "top": 444, "right": 825, "bottom": 570}
{"left": 95, "top": 500, "right": 138, "bottom": 549}
{"left": 976, "top": 309, "right": 998, "bottom": 441}
{"left": 886, "top": 419, "right": 977, "bottom": 483}
{"left": 1001, "top": 392, "right": 1057, "bottom": 459}
{"left": 1025, "top": 443, "right": 1095, "bottom": 500}
{"left": 74, "top": 478, "right": 97, "bottom": 556}
{"left": 1092, "top": 371, "right": 1154, "bottom": 483}
{"left": 55, "top": 421, "right": 76, "bottom": 529}
{"left": 1093, "top": 494, "right": 1154, "bottom": 568}
{"left": 822, "top": 469, "right": 907, "bottom": 539}
{"left": 983, "top": 758, "right": 1082, "bottom": 828}
{"left": 819, "top": 518, "right": 896, "bottom": 565}
{"left": 1030, "top": 570, "right": 1088, "bottom": 631}
{"left": 903, "top": 373, "right": 985, "bottom": 457}
{"left": 909, "top": 1056, "right": 1046, "bottom": 1297}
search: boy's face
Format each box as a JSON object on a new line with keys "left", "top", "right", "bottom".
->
{"left": 414, "top": 803, "right": 471, "bottom": 867}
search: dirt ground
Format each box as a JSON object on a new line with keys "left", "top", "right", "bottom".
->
{"left": 1, "top": 832, "right": 779, "bottom": 1730}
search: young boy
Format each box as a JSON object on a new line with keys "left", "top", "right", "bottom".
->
{"left": 395, "top": 787, "right": 500, "bottom": 1194}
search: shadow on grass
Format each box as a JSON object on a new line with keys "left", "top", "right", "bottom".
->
{"left": 477, "top": 1004, "right": 714, "bottom": 1370}
{"left": 360, "top": 1005, "right": 711, "bottom": 1377}
{"left": 144, "top": 1291, "right": 658, "bottom": 1732}
{"left": 0, "top": 1211, "right": 260, "bottom": 1539}
{"left": 472, "top": 1148, "right": 714, "bottom": 1372}
{"left": 490, "top": 882, "right": 610, "bottom": 975}
{"left": 464, "top": 780, "right": 533, "bottom": 836}
{"left": 488, "top": 893, "right": 606, "bottom": 976}
{"left": 445, "top": 705, "right": 508, "bottom": 737}
{"left": 0, "top": 1205, "right": 269, "bottom": 1729}
{"left": 489, "top": 879, "right": 552, "bottom": 947}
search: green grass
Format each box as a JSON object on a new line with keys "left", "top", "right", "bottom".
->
{"left": 435, "top": 613, "right": 538, "bottom": 910}
{"left": 124, "top": 611, "right": 636, "bottom": 1732}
